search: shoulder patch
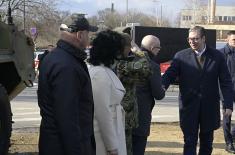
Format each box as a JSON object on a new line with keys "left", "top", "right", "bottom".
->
{"left": 134, "top": 50, "right": 145, "bottom": 57}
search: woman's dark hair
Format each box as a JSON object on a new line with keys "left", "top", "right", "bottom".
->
{"left": 88, "top": 30, "right": 124, "bottom": 67}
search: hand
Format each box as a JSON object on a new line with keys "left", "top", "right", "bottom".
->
{"left": 131, "top": 41, "right": 140, "bottom": 53}
{"left": 162, "top": 85, "right": 166, "bottom": 92}
{"left": 131, "top": 46, "right": 139, "bottom": 53}
{"left": 107, "top": 149, "right": 118, "bottom": 155}
{"left": 223, "top": 109, "right": 232, "bottom": 116}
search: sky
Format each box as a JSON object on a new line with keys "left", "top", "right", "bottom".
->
{"left": 57, "top": 0, "right": 235, "bottom": 19}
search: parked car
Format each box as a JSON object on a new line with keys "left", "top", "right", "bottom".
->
{"left": 34, "top": 50, "right": 45, "bottom": 75}
{"left": 216, "top": 41, "right": 226, "bottom": 49}
{"left": 160, "top": 61, "right": 171, "bottom": 75}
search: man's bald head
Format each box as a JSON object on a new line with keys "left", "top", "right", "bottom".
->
{"left": 141, "top": 35, "right": 161, "bottom": 55}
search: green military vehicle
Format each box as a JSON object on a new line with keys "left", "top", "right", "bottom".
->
{"left": 0, "top": 9, "right": 35, "bottom": 154}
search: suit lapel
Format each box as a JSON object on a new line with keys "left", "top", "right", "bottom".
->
{"left": 188, "top": 49, "right": 202, "bottom": 70}
{"left": 201, "top": 47, "right": 213, "bottom": 75}
{"left": 188, "top": 47, "right": 213, "bottom": 73}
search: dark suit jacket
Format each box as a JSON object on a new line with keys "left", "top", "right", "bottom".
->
{"left": 38, "top": 51, "right": 49, "bottom": 70}
{"left": 220, "top": 44, "right": 235, "bottom": 101}
{"left": 162, "top": 46, "right": 233, "bottom": 132}
{"left": 133, "top": 57, "right": 165, "bottom": 136}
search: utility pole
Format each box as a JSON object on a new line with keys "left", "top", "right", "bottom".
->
{"left": 126, "top": 0, "right": 128, "bottom": 24}
{"left": 192, "top": 0, "right": 196, "bottom": 26}
{"left": 210, "top": 0, "right": 216, "bottom": 23}
{"left": 111, "top": 2, "right": 114, "bottom": 12}
{"left": 207, "top": 0, "right": 210, "bottom": 24}
{"left": 7, "top": 1, "right": 13, "bottom": 25}
{"left": 23, "top": 0, "right": 26, "bottom": 33}
{"left": 160, "top": 4, "right": 162, "bottom": 26}
{"left": 152, "top": 0, "right": 159, "bottom": 26}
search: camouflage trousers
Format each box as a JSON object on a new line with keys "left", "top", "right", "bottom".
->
{"left": 126, "top": 129, "right": 133, "bottom": 155}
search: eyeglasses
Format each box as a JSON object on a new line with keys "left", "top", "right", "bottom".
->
{"left": 187, "top": 37, "right": 201, "bottom": 42}
{"left": 153, "top": 46, "right": 161, "bottom": 50}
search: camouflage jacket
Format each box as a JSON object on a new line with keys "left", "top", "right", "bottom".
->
{"left": 117, "top": 51, "right": 152, "bottom": 129}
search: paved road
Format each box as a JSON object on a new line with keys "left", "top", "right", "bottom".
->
{"left": 11, "top": 84, "right": 180, "bottom": 129}
{"left": 11, "top": 85, "right": 40, "bottom": 129}
{"left": 11, "top": 84, "right": 235, "bottom": 129}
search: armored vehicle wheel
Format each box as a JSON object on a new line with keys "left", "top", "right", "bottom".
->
{"left": 0, "top": 84, "right": 12, "bottom": 155}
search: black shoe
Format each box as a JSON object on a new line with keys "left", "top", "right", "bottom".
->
{"left": 226, "top": 143, "right": 235, "bottom": 154}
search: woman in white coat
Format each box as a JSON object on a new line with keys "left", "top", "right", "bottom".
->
{"left": 88, "top": 30, "right": 127, "bottom": 155}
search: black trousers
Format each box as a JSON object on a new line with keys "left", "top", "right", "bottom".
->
{"left": 223, "top": 114, "right": 235, "bottom": 144}
{"left": 132, "top": 135, "right": 148, "bottom": 155}
{"left": 183, "top": 129, "right": 214, "bottom": 155}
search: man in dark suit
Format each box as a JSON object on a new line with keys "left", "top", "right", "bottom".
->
{"left": 220, "top": 30, "right": 235, "bottom": 154}
{"left": 162, "top": 26, "right": 234, "bottom": 155}
{"left": 132, "top": 35, "right": 165, "bottom": 155}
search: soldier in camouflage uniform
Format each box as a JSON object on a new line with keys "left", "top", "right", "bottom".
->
{"left": 116, "top": 33, "right": 152, "bottom": 155}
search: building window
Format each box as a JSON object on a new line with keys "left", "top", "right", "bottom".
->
{"left": 232, "top": 16, "right": 235, "bottom": 21}
{"left": 188, "top": 16, "right": 192, "bottom": 20}
{"left": 182, "top": 16, "right": 192, "bottom": 21}
{"left": 224, "top": 16, "right": 228, "bottom": 21}
{"left": 202, "top": 16, "right": 207, "bottom": 20}
{"left": 218, "top": 16, "right": 223, "bottom": 21}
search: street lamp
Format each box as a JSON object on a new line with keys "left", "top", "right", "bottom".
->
{"left": 152, "top": 0, "right": 161, "bottom": 26}
{"left": 126, "top": 0, "right": 128, "bottom": 24}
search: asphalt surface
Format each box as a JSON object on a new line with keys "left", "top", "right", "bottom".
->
{"left": 10, "top": 84, "right": 235, "bottom": 129}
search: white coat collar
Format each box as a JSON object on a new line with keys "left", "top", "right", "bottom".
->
{"left": 89, "top": 65, "right": 125, "bottom": 93}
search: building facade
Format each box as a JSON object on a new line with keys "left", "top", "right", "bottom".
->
{"left": 180, "top": 5, "right": 235, "bottom": 40}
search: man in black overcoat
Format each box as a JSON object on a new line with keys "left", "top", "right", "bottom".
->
{"left": 37, "top": 15, "right": 97, "bottom": 155}
{"left": 162, "top": 26, "right": 234, "bottom": 155}
{"left": 220, "top": 30, "right": 235, "bottom": 154}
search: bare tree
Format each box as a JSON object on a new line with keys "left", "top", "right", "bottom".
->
{"left": 183, "top": 0, "right": 205, "bottom": 9}
{"left": 127, "top": 9, "right": 157, "bottom": 26}
{"left": 0, "top": 1, "right": 172, "bottom": 47}
{"left": 0, "top": 0, "right": 44, "bottom": 13}
{"left": 96, "top": 8, "right": 123, "bottom": 29}
{"left": 89, "top": 8, "right": 171, "bottom": 29}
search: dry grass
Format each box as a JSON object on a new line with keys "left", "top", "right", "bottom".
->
{"left": 9, "top": 123, "right": 228, "bottom": 155}
{"left": 145, "top": 122, "right": 228, "bottom": 155}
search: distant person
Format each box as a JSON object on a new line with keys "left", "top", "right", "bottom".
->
{"left": 132, "top": 35, "right": 165, "bottom": 155}
{"left": 36, "top": 45, "right": 54, "bottom": 77}
{"left": 88, "top": 30, "right": 127, "bottom": 155}
{"left": 38, "top": 45, "right": 54, "bottom": 64}
{"left": 219, "top": 30, "right": 235, "bottom": 154}
{"left": 37, "top": 15, "right": 97, "bottom": 155}
{"left": 116, "top": 33, "right": 152, "bottom": 155}
{"left": 162, "top": 26, "right": 234, "bottom": 155}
